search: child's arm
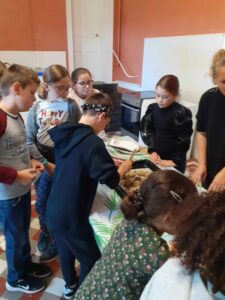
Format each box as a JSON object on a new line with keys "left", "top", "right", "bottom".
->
{"left": 44, "top": 162, "right": 55, "bottom": 176}
{"left": 0, "top": 165, "right": 36, "bottom": 185}
{"left": 25, "top": 102, "right": 47, "bottom": 163}
{"left": 0, "top": 165, "right": 17, "bottom": 184}
{"left": 192, "top": 132, "right": 207, "bottom": 185}
{"left": 140, "top": 105, "right": 155, "bottom": 153}
{"left": 117, "top": 160, "right": 132, "bottom": 179}
{"left": 16, "top": 168, "right": 37, "bottom": 185}
{"left": 174, "top": 106, "right": 193, "bottom": 152}
{"left": 208, "top": 167, "right": 225, "bottom": 192}
{"left": 89, "top": 142, "right": 125, "bottom": 189}
{"left": 149, "top": 152, "right": 161, "bottom": 164}
{"left": 31, "top": 159, "right": 44, "bottom": 172}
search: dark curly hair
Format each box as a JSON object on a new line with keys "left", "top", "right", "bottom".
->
{"left": 120, "top": 169, "right": 197, "bottom": 223}
{"left": 174, "top": 191, "right": 225, "bottom": 294}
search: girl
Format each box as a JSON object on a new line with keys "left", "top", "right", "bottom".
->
{"left": 68, "top": 67, "right": 99, "bottom": 112}
{"left": 192, "top": 49, "right": 225, "bottom": 191}
{"left": 140, "top": 74, "right": 193, "bottom": 173}
{"left": 74, "top": 169, "right": 198, "bottom": 300}
{"left": 140, "top": 192, "right": 225, "bottom": 300}
{"left": 26, "top": 64, "right": 81, "bottom": 263}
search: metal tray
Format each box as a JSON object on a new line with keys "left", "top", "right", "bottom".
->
{"left": 115, "top": 159, "right": 159, "bottom": 198}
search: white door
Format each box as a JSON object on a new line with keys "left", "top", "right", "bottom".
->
{"left": 71, "top": 0, "right": 113, "bottom": 83}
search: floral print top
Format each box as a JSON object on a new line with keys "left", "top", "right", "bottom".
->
{"left": 75, "top": 219, "right": 169, "bottom": 300}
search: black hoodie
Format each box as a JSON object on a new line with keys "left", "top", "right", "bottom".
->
{"left": 46, "top": 122, "right": 120, "bottom": 234}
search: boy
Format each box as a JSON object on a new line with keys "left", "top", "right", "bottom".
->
{"left": 0, "top": 64, "right": 51, "bottom": 294}
{"left": 46, "top": 93, "right": 132, "bottom": 299}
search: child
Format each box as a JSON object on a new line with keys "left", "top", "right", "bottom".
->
{"left": 140, "top": 74, "right": 193, "bottom": 173}
{"left": 192, "top": 49, "right": 225, "bottom": 191}
{"left": 74, "top": 169, "right": 198, "bottom": 300}
{"left": 46, "top": 93, "right": 132, "bottom": 299}
{"left": 26, "top": 64, "right": 81, "bottom": 263}
{"left": 140, "top": 192, "right": 225, "bottom": 300}
{"left": 68, "top": 67, "right": 99, "bottom": 112}
{"left": 0, "top": 63, "right": 51, "bottom": 294}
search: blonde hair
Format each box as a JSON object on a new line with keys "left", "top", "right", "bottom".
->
{"left": 210, "top": 49, "right": 225, "bottom": 83}
{"left": 0, "top": 64, "right": 40, "bottom": 97}
{"left": 38, "top": 64, "right": 69, "bottom": 99}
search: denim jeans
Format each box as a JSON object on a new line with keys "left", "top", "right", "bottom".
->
{"left": 0, "top": 192, "right": 31, "bottom": 282}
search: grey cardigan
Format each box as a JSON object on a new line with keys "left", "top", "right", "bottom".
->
{"left": 26, "top": 98, "right": 81, "bottom": 162}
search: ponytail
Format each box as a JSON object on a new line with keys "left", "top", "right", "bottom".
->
{"left": 38, "top": 83, "right": 48, "bottom": 99}
{"left": 121, "top": 191, "right": 145, "bottom": 222}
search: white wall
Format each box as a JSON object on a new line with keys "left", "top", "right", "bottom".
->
{"left": 0, "top": 51, "right": 67, "bottom": 70}
{"left": 141, "top": 33, "right": 225, "bottom": 103}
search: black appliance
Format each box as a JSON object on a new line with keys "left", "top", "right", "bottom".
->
{"left": 93, "top": 82, "right": 121, "bottom": 132}
{"left": 121, "top": 90, "right": 155, "bottom": 141}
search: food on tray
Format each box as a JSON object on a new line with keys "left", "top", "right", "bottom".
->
{"left": 120, "top": 168, "right": 152, "bottom": 193}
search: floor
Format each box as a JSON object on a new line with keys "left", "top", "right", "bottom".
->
{"left": 0, "top": 188, "right": 67, "bottom": 300}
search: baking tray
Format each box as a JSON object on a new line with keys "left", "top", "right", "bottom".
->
{"left": 115, "top": 159, "right": 160, "bottom": 198}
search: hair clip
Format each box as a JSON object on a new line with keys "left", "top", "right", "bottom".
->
{"left": 81, "top": 103, "right": 112, "bottom": 117}
{"left": 170, "top": 190, "right": 183, "bottom": 203}
{"left": 133, "top": 192, "right": 144, "bottom": 210}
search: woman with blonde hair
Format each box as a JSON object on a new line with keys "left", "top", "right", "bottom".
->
{"left": 192, "top": 49, "right": 225, "bottom": 191}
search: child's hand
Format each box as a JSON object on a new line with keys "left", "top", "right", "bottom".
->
{"left": 208, "top": 167, "right": 225, "bottom": 192}
{"left": 31, "top": 159, "right": 44, "bottom": 172}
{"left": 17, "top": 169, "right": 37, "bottom": 185}
{"left": 158, "top": 159, "right": 176, "bottom": 167}
{"left": 192, "top": 164, "right": 206, "bottom": 185}
{"left": 150, "top": 152, "right": 161, "bottom": 164}
{"left": 45, "top": 162, "right": 55, "bottom": 177}
{"left": 118, "top": 160, "right": 132, "bottom": 178}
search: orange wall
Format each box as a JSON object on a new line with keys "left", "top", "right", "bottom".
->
{"left": 0, "top": 0, "right": 67, "bottom": 51}
{"left": 113, "top": 0, "right": 225, "bottom": 84}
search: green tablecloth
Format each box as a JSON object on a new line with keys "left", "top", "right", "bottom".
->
{"left": 89, "top": 184, "right": 123, "bottom": 253}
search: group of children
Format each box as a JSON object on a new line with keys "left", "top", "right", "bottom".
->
{"left": 0, "top": 47, "right": 225, "bottom": 299}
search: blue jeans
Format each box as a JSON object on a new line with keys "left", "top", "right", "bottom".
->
{"left": 0, "top": 192, "right": 31, "bottom": 282}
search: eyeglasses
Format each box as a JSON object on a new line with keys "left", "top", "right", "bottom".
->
{"left": 75, "top": 80, "right": 93, "bottom": 87}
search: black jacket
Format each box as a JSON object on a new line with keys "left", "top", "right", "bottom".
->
{"left": 46, "top": 122, "right": 120, "bottom": 234}
{"left": 140, "top": 102, "right": 193, "bottom": 155}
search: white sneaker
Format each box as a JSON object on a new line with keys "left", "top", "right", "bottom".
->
{"left": 63, "top": 284, "right": 78, "bottom": 299}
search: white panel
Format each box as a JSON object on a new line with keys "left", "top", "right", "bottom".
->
{"left": 141, "top": 33, "right": 225, "bottom": 104}
{"left": 0, "top": 51, "right": 67, "bottom": 69}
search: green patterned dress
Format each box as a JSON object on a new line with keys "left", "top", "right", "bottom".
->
{"left": 75, "top": 219, "right": 169, "bottom": 300}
